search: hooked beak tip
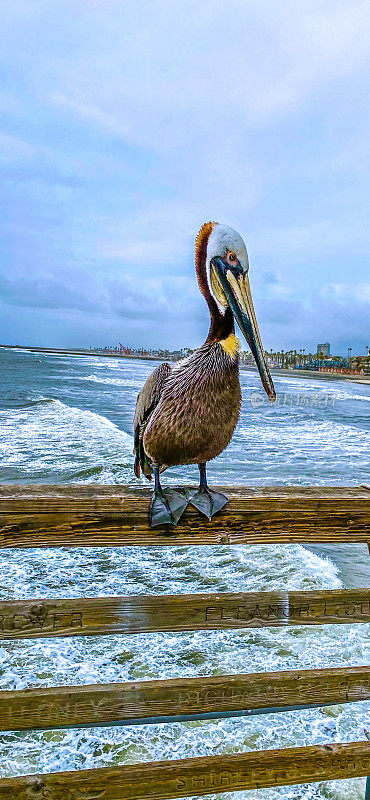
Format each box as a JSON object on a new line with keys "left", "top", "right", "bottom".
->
{"left": 263, "top": 381, "right": 276, "bottom": 403}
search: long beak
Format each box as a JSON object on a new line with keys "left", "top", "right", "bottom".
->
{"left": 211, "top": 256, "right": 276, "bottom": 402}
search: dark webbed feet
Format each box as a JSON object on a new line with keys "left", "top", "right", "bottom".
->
{"left": 189, "top": 463, "right": 228, "bottom": 521}
{"left": 189, "top": 487, "right": 228, "bottom": 520}
{"left": 149, "top": 466, "right": 189, "bottom": 527}
{"left": 150, "top": 487, "right": 190, "bottom": 527}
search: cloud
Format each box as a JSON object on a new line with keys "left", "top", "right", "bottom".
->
{"left": 52, "top": 93, "right": 130, "bottom": 139}
{"left": 0, "top": 0, "right": 370, "bottom": 351}
{"left": 0, "top": 274, "right": 102, "bottom": 312}
{"left": 0, "top": 270, "right": 202, "bottom": 324}
{"left": 46, "top": 1, "right": 370, "bottom": 143}
{"left": 0, "top": 132, "right": 38, "bottom": 164}
{"left": 256, "top": 278, "right": 370, "bottom": 355}
{"left": 321, "top": 282, "right": 370, "bottom": 304}
{"left": 108, "top": 275, "right": 200, "bottom": 321}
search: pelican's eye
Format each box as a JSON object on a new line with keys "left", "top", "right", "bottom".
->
{"left": 227, "top": 252, "right": 237, "bottom": 264}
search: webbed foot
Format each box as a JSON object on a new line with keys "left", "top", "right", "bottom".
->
{"left": 149, "top": 487, "right": 189, "bottom": 527}
{"left": 189, "top": 487, "right": 228, "bottom": 520}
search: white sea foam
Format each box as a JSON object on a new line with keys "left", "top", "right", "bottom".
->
{"left": 238, "top": 418, "right": 369, "bottom": 450}
{"left": 0, "top": 398, "right": 134, "bottom": 483}
{"left": 77, "top": 374, "right": 142, "bottom": 387}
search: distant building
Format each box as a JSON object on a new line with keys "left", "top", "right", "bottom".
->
{"left": 317, "top": 342, "right": 330, "bottom": 357}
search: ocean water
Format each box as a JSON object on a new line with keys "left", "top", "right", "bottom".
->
{"left": 0, "top": 347, "right": 369, "bottom": 799}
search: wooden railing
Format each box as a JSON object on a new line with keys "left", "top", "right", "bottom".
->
{"left": 0, "top": 485, "right": 369, "bottom": 799}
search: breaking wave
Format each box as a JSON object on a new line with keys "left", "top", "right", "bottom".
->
{"left": 0, "top": 397, "right": 134, "bottom": 484}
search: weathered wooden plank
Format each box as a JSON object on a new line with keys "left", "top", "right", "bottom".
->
{"left": 0, "top": 589, "right": 369, "bottom": 640}
{"left": 1, "top": 485, "right": 368, "bottom": 496}
{"left": 1, "top": 666, "right": 369, "bottom": 732}
{"left": 1, "top": 486, "right": 369, "bottom": 547}
{"left": 2, "top": 485, "right": 370, "bottom": 501}
{"left": 0, "top": 741, "right": 369, "bottom": 799}
{"left": 2, "top": 510, "right": 369, "bottom": 547}
{"left": 2, "top": 484, "right": 369, "bottom": 511}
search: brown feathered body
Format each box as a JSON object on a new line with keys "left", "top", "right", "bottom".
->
{"left": 133, "top": 221, "right": 243, "bottom": 479}
{"left": 134, "top": 342, "right": 241, "bottom": 476}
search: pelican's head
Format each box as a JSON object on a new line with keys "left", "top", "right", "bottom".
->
{"left": 195, "top": 221, "right": 276, "bottom": 402}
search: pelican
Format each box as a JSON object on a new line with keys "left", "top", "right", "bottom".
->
{"left": 134, "top": 221, "right": 276, "bottom": 526}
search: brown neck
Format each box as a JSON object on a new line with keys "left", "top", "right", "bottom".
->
{"left": 195, "top": 221, "right": 235, "bottom": 343}
{"left": 206, "top": 306, "right": 235, "bottom": 342}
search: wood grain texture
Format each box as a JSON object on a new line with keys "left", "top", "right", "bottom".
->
{"left": 1, "top": 485, "right": 370, "bottom": 547}
{"left": 0, "top": 589, "right": 369, "bottom": 640}
{"left": 0, "top": 741, "right": 369, "bottom": 799}
{"left": 0, "top": 666, "right": 369, "bottom": 732}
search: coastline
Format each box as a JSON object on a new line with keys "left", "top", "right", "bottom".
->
{"left": 0, "top": 343, "right": 165, "bottom": 362}
{"left": 263, "top": 366, "right": 370, "bottom": 386}
{"left": 1, "top": 343, "right": 369, "bottom": 385}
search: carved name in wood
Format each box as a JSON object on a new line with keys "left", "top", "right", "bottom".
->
{"left": 0, "top": 666, "right": 369, "bottom": 732}
{"left": 0, "top": 742, "right": 369, "bottom": 799}
{"left": 0, "top": 590, "right": 369, "bottom": 640}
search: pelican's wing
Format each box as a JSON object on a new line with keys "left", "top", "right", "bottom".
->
{"left": 133, "top": 362, "right": 172, "bottom": 479}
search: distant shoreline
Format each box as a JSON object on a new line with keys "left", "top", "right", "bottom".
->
{"left": 0, "top": 343, "right": 165, "bottom": 363}
{"left": 1, "top": 343, "right": 369, "bottom": 385}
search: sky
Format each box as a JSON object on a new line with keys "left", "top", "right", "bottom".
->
{"left": 0, "top": 0, "right": 369, "bottom": 355}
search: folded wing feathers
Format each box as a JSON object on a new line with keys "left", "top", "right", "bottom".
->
{"left": 133, "top": 362, "right": 172, "bottom": 478}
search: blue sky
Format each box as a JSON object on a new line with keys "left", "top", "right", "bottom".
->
{"left": 0, "top": 0, "right": 369, "bottom": 355}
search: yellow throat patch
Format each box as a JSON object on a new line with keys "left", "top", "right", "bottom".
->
{"left": 220, "top": 333, "right": 240, "bottom": 359}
